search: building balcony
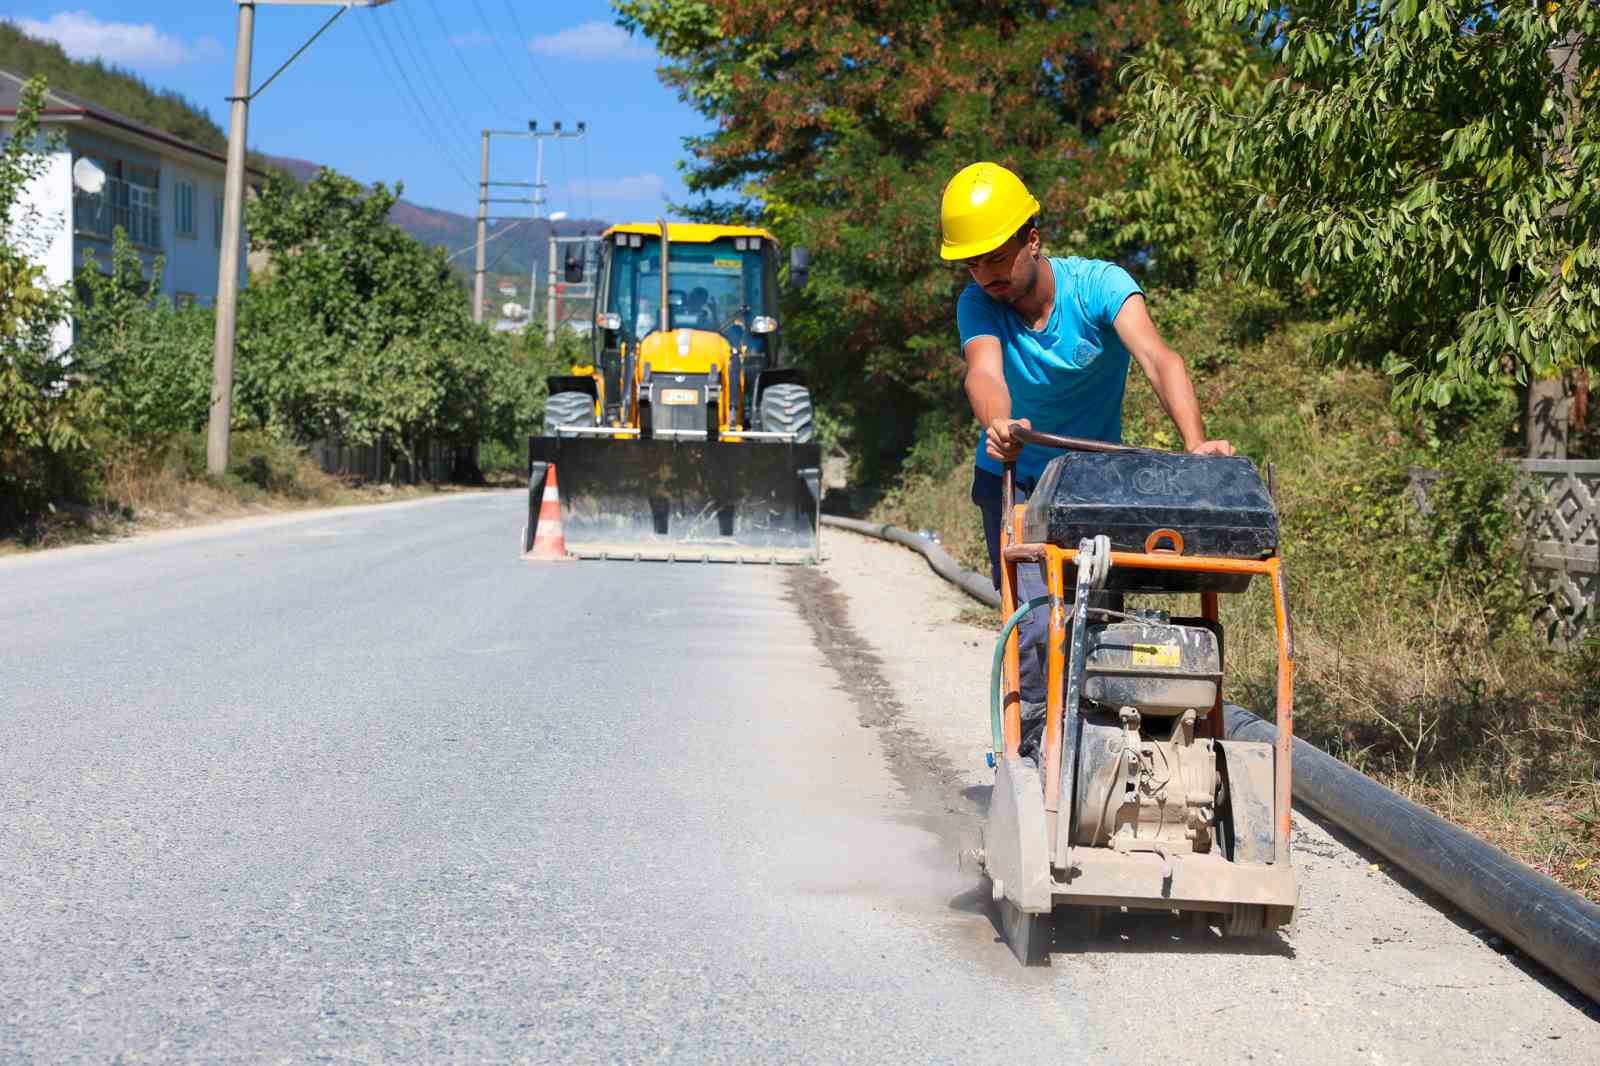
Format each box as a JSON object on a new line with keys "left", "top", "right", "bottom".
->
{"left": 74, "top": 178, "right": 161, "bottom": 250}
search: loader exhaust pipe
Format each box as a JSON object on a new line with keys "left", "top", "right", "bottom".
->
{"left": 658, "top": 216, "right": 670, "bottom": 331}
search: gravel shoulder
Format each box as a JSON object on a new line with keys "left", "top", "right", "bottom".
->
{"left": 818, "top": 526, "right": 1600, "bottom": 1063}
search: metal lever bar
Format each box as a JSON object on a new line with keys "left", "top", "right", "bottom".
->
{"left": 1002, "top": 431, "right": 1151, "bottom": 512}
{"left": 1010, "top": 427, "right": 1150, "bottom": 455}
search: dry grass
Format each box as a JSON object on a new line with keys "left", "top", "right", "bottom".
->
{"left": 0, "top": 437, "right": 471, "bottom": 554}
{"left": 1223, "top": 581, "right": 1600, "bottom": 901}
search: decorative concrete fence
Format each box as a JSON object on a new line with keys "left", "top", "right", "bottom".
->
{"left": 1409, "top": 460, "right": 1600, "bottom": 647}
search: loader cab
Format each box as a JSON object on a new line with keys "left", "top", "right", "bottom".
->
{"left": 591, "top": 224, "right": 783, "bottom": 426}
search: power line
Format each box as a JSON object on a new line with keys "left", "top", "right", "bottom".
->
{"left": 359, "top": 10, "right": 477, "bottom": 188}
{"left": 359, "top": 12, "right": 471, "bottom": 183}
{"left": 446, "top": 218, "right": 529, "bottom": 262}
{"left": 485, "top": 231, "right": 519, "bottom": 275}
{"left": 391, "top": 1, "right": 475, "bottom": 136}
{"left": 580, "top": 135, "right": 595, "bottom": 220}
{"left": 470, "top": 0, "right": 542, "bottom": 108}
{"left": 428, "top": 0, "right": 501, "bottom": 111}
{"left": 378, "top": 6, "right": 478, "bottom": 178}
{"left": 558, "top": 138, "right": 570, "bottom": 217}
{"left": 500, "top": 0, "right": 567, "bottom": 112}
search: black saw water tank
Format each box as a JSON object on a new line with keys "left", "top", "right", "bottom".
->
{"left": 1018, "top": 451, "right": 1277, "bottom": 593}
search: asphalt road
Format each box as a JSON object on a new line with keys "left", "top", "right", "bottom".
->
{"left": 3, "top": 492, "right": 1595, "bottom": 1063}
{"left": 2, "top": 493, "right": 1067, "bottom": 1063}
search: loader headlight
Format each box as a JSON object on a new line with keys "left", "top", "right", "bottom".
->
{"left": 751, "top": 316, "right": 777, "bottom": 334}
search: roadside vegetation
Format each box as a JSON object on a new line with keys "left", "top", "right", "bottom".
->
{"left": 0, "top": 76, "right": 568, "bottom": 549}
{"left": 623, "top": 0, "right": 1600, "bottom": 897}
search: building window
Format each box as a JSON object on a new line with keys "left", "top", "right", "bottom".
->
{"left": 213, "top": 194, "right": 223, "bottom": 249}
{"left": 175, "top": 181, "right": 195, "bottom": 238}
{"left": 72, "top": 155, "right": 162, "bottom": 250}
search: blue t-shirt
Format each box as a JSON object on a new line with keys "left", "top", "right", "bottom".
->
{"left": 958, "top": 256, "right": 1143, "bottom": 482}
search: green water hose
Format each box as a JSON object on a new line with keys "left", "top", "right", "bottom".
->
{"left": 989, "top": 595, "right": 1051, "bottom": 760}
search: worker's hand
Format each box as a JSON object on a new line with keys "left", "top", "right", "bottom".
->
{"left": 1189, "top": 439, "right": 1236, "bottom": 457}
{"left": 986, "top": 417, "right": 1031, "bottom": 463}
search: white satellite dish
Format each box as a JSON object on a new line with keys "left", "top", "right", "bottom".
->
{"left": 547, "top": 211, "right": 569, "bottom": 222}
{"left": 72, "top": 157, "right": 106, "bottom": 195}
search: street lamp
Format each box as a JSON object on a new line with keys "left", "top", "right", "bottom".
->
{"left": 207, "top": 1, "right": 396, "bottom": 476}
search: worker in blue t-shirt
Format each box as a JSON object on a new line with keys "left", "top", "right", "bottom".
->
{"left": 940, "top": 161, "right": 1234, "bottom": 753}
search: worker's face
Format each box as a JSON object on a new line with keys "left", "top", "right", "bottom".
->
{"left": 962, "top": 228, "right": 1040, "bottom": 305}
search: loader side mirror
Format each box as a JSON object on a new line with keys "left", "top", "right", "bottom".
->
{"left": 789, "top": 246, "right": 810, "bottom": 290}
{"left": 563, "top": 252, "right": 584, "bottom": 284}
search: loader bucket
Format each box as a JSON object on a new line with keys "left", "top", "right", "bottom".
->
{"left": 525, "top": 436, "right": 822, "bottom": 563}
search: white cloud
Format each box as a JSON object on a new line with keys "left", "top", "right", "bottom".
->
{"left": 570, "top": 173, "right": 667, "bottom": 203}
{"left": 8, "top": 11, "right": 219, "bottom": 67}
{"left": 528, "top": 21, "right": 652, "bottom": 62}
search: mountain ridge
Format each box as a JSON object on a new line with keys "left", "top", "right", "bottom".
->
{"left": 261, "top": 155, "right": 608, "bottom": 280}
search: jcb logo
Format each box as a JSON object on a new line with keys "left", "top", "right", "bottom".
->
{"left": 1133, "top": 465, "right": 1183, "bottom": 496}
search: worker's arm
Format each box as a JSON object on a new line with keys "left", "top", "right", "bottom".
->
{"left": 963, "top": 335, "right": 1030, "bottom": 461}
{"left": 1114, "top": 295, "right": 1234, "bottom": 456}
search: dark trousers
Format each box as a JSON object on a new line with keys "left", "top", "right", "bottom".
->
{"left": 972, "top": 468, "right": 1048, "bottom": 705}
{"left": 972, "top": 468, "right": 1122, "bottom": 723}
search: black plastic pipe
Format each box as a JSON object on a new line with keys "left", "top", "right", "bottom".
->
{"left": 821, "top": 515, "right": 1000, "bottom": 608}
{"left": 1224, "top": 705, "right": 1600, "bottom": 1005}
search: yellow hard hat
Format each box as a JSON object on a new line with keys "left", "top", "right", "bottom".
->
{"left": 939, "top": 162, "right": 1041, "bottom": 261}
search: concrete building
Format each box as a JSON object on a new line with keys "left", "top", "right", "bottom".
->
{"left": 0, "top": 70, "right": 252, "bottom": 350}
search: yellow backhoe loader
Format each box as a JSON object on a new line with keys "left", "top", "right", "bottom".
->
{"left": 522, "top": 220, "right": 822, "bottom": 562}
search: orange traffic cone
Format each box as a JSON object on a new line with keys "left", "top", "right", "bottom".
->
{"left": 523, "top": 465, "right": 574, "bottom": 561}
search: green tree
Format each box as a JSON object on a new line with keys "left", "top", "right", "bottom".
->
{"left": 616, "top": 0, "right": 1186, "bottom": 479}
{"left": 72, "top": 229, "right": 213, "bottom": 442}
{"left": 1116, "top": 1, "right": 1600, "bottom": 411}
{"left": 0, "top": 75, "right": 97, "bottom": 532}
{"left": 1089, "top": 23, "right": 1272, "bottom": 289}
{"left": 238, "top": 168, "right": 523, "bottom": 467}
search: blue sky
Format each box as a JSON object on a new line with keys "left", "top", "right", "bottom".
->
{"left": 0, "top": 2, "right": 706, "bottom": 222}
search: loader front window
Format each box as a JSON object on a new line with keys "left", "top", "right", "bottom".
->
{"left": 609, "top": 238, "right": 769, "bottom": 357}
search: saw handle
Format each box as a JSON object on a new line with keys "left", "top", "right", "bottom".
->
{"left": 1008, "top": 426, "right": 1148, "bottom": 455}
{"left": 1001, "top": 427, "right": 1156, "bottom": 502}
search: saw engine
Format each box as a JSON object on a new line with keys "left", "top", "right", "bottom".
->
{"left": 1069, "top": 615, "right": 1223, "bottom": 855}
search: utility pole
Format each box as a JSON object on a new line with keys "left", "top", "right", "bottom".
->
{"left": 522, "top": 120, "right": 584, "bottom": 344}
{"left": 472, "top": 122, "right": 581, "bottom": 330}
{"left": 529, "top": 133, "right": 549, "bottom": 337}
{"left": 206, "top": 0, "right": 394, "bottom": 476}
{"left": 546, "top": 231, "right": 558, "bottom": 346}
{"left": 207, "top": 2, "right": 254, "bottom": 476}
{"left": 473, "top": 130, "right": 489, "bottom": 324}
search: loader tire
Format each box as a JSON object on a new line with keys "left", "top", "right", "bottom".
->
{"left": 756, "top": 383, "right": 815, "bottom": 443}
{"left": 544, "top": 391, "right": 596, "bottom": 435}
